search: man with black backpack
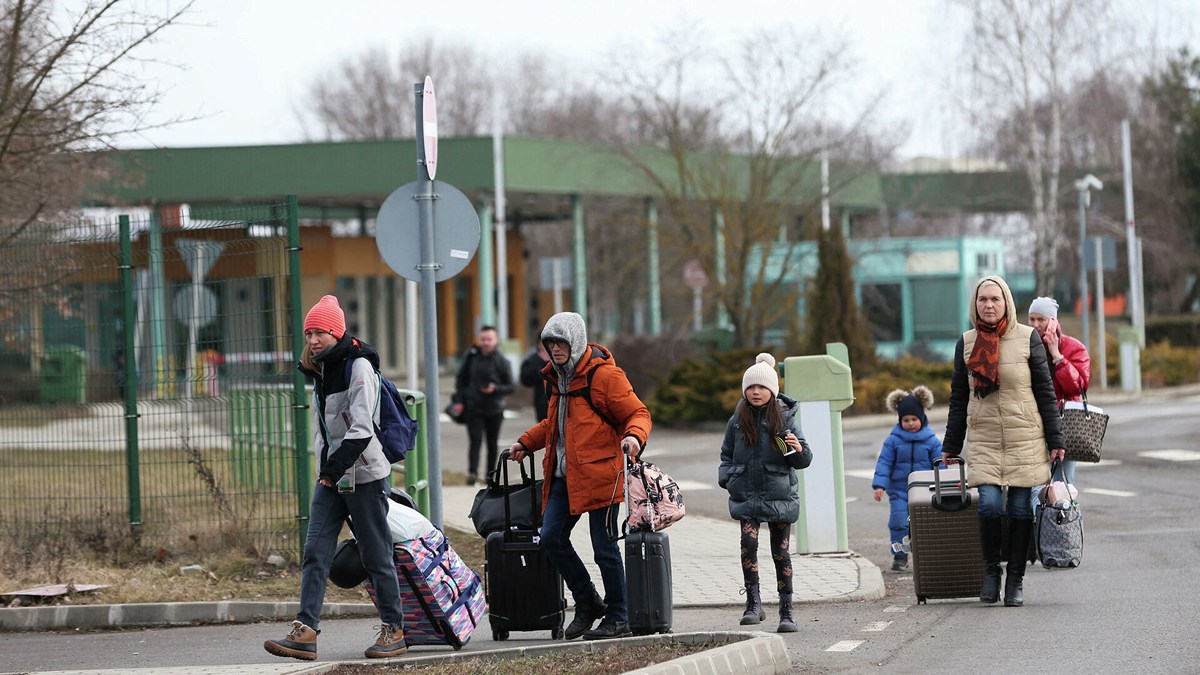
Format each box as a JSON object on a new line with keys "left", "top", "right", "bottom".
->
{"left": 451, "top": 326, "right": 515, "bottom": 486}
{"left": 508, "top": 312, "right": 652, "bottom": 641}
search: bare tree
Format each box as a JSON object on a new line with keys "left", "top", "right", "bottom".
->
{"left": 0, "top": 0, "right": 193, "bottom": 343}
{"left": 955, "top": 0, "right": 1116, "bottom": 295}
{"left": 300, "top": 37, "right": 612, "bottom": 141}
{"left": 604, "top": 25, "right": 898, "bottom": 347}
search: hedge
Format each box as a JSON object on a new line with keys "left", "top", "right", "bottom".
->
{"left": 1145, "top": 315, "right": 1200, "bottom": 347}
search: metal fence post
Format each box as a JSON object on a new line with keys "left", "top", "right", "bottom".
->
{"left": 119, "top": 215, "right": 142, "bottom": 531}
{"left": 397, "top": 390, "right": 429, "bottom": 515}
{"left": 286, "top": 195, "right": 311, "bottom": 548}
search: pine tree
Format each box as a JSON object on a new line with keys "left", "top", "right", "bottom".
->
{"left": 803, "top": 225, "right": 876, "bottom": 372}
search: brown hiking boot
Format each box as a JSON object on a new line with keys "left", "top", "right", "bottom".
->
{"left": 364, "top": 623, "right": 408, "bottom": 658}
{"left": 264, "top": 620, "right": 317, "bottom": 660}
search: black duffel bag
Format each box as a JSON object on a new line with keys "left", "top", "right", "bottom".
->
{"left": 468, "top": 450, "right": 542, "bottom": 537}
{"left": 328, "top": 539, "right": 367, "bottom": 589}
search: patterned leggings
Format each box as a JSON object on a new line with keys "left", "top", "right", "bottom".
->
{"left": 740, "top": 519, "right": 792, "bottom": 594}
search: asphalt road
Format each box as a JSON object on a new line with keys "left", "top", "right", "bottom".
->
{"left": 2, "top": 392, "right": 1198, "bottom": 673}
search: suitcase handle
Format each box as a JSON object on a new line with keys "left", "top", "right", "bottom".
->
{"left": 498, "top": 449, "right": 541, "bottom": 533}
{"left": 931, "top": 457, "right": 972, "bottom": 512}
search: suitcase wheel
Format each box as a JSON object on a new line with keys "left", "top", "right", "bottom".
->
{"left": 443, "top": 623, "right": 463, "bottom": 651}
{"left": 552, "top": 627, "right": 565, "bottom": 640}
{"left": 917, "top": 596, "right": 927, "bottom": 605}
{"left": 493, "top": 629, "right": 509, "bottom": 641}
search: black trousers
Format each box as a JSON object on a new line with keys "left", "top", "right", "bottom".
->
{"left": 466, "top": 411, "right": 504, "bottom": 478}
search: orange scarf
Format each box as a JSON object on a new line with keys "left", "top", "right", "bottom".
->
{"left": 967, "top": 316, "right": 1007, "bottom": 398}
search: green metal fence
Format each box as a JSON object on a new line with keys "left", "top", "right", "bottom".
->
{"left": 0, "top": 198, "right": 312, "bottom": 555}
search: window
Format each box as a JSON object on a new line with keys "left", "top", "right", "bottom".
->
{"left": 977, "top": 252, "right": 998, "bottom": 271}
{"left": 861, "top": 283, "right": 903, "bottom": 342}
{"left": 912, "top": 278, "right": 960, "bottom": 341}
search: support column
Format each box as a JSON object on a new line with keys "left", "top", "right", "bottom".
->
{"left": 645, "top": 198, "right": 662, "bottom": 335}
{"left": 148, "top": 206, "right": 167, "bottom": 398}
{"left": 571, "top": 195, "right": 588, "bottom": 323}
{"left": 477, "top": 200, "right": 495, "bottom": 328}
{"left": 713, "top": 208, "right": 730, "bottom": 330}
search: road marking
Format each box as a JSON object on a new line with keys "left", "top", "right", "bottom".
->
{"left": 883, "top": 605, "right": 908, "bottom": 613}
{"left": 846, "top": 496, "right": 860, "bottom": 503}
{"left": 845, "top": 469, "right": 876, "bottom": 480}
{"left": 826, "top": 640, "right": 864, "bottom": 652}
{"left": 1081, "top": 487, "right": 1137, "bottom": 498}
{"left": 1138, "top": 449, "right": 1200, "bottom": 462}
{"left": 672, "top": 479, "right": 716, "bottom": 491}
{"left": 862, "top": 621, "right": 892, "bottom": 632}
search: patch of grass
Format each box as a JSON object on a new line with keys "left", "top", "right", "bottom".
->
{"left": 0, "top": 520, "right": 483, "bottom": 607}
{"left": 326, "top": 642, "right": 719, "bottom": 675}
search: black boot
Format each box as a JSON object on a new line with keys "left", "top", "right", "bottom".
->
{"left": 979, "top": 517, "right": 1003, "bottom": 604}
{"left": 1004, "top": 518, "right": 1033, "bottom": 607}
{"left": 777, "top": 593, "right": 797, "bottom": 633}
{"left": 740, "top": 584, "right": 765, "bottom": 625}
{"left": 565, "top": 587, "right": 606, "bottom": 640}
{"left": 583, "top": 616, "right": 632, "bottom": 640}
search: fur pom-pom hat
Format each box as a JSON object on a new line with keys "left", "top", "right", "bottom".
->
{"left": 885, "top": 385, "right": 934, "bottom": 427}
{"left": 742, "top": 352, "right": 780, "bottom": 399}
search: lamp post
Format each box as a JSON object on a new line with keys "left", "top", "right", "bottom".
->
{"left": 1074, "top": 174, "right": 1103, "bottom": 352}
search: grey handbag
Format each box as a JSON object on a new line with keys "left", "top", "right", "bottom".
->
{"left": 1060, "top": 390, "right": 1108, "bottom": 463}
{"left": 1036, "top": 462, "right": 1084, "bottom": 569}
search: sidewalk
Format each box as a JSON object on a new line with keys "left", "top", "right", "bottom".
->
{"left": 441, "top": 486, "right": 883, "bottom": 608}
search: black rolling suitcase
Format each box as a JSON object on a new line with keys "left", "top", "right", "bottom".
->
{"left": 625, "top": 530, "right": 672, "bottom": 635}
{"left": 907, "top": 458, "right": 984, "bottom": 604}
{"left": 483, "top": 451, "right": 566, "bottom": 641}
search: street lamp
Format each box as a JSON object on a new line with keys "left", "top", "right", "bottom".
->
{"left": 1075, "top": 174, "right": 1103, "bottom": 351}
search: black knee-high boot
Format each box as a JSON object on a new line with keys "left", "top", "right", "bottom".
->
{"left": 1004, "top": 518, "right": 1033, "bottom": 607}
{"left": 979, "top": 517, "right": 1004, "bottom": 604}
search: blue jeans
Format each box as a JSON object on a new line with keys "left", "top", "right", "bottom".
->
{"left": 539, "top": 477, "right": 627, "bottom": 622}
{"left": 297, "top": 478, "right": 402, "bottom": 630}
{"left": 977, "top": 484, "right": 1033, "bottom": 521}
{"left": 886, "top": 488, "right": 909, "bottom": 550}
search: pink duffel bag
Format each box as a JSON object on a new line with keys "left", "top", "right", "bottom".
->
{"left": 622, "top": 460, "right": 686, "bottom": 534}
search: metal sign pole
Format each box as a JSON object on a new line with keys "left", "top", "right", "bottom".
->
{"left": 1078, "top": 188, "right": 1090, "bottom": 352}
{"left": 414, "top": 82, "right": 444, "bottom": 527}
{"left": 1095, "top": 237, "right": 1107, "bottom": 389}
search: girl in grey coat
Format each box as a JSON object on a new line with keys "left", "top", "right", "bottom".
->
{"left": 718, "top": 353, "right": 812, "bottom": 633}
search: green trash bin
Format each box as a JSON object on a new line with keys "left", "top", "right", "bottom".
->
{"left": 40, "top": 344, "right": 87, "bottom": 404}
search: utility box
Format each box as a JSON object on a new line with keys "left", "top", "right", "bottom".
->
{"left": 1119, "top": 327, "right": 1142, "bottom": 393}
{"left": 783, "top": 343, "right": 855, "bottom": 554}
{"left": 40, "top": 344, "right": 87, "bottom": 404}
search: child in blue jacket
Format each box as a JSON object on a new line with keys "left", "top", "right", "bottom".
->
{"left": 872, "top": 386, "right": 941, "bottom": 571}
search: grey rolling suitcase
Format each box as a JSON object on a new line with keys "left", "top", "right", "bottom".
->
{"left": 907, "top": 459, "right": 984, "bottom": 604}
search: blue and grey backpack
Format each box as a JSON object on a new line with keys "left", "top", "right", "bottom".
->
{"left": 344, "top": 362, "right": 420, "bottom": 463}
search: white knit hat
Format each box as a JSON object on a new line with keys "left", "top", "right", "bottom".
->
{"left": 1028, "top": 296, "right": 1059, "bottom": 320}
{"left": 742, "top": 353, "right": 780, "bottom": 399}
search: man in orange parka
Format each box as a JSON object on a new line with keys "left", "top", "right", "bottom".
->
{"left": 508, "top": 312, "right": 652, "bottom": 641}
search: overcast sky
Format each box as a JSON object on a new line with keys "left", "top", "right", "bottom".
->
{"left": 126, "top": 0, "right": 1200, "bottom": 160}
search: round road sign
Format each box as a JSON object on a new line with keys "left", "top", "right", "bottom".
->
{"left": 375, "top": 180, "right": 480, "bottom": 283}
{"left": 173, "top": 286, "right": 218, "bottom": 328}
{"left": 684, "top": 259, "right": 709, "bottom": 289}
{"left": 423, "top": 76, "right": 438, "bottom": 180}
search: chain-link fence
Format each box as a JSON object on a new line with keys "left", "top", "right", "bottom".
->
{"left": 0, "top": 198, "right": 311, "bottom": 555}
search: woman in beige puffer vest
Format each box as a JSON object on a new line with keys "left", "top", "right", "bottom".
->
{"left": 942, "top": 276, "right": 1065, "bottom": 609}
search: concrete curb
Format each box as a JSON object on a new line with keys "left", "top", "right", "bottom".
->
{"left": 0, "top": 553, "right": 885, "bottom": 630}
{"left": 0, "top": 601, "right": 376, "bottom": 632}
{"left": 289, "top": 631, "right": 790, "bottom": 675}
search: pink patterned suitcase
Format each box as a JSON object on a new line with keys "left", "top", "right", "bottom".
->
{"left": 365, "top": 529, "right": 487, "bottom": 650}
